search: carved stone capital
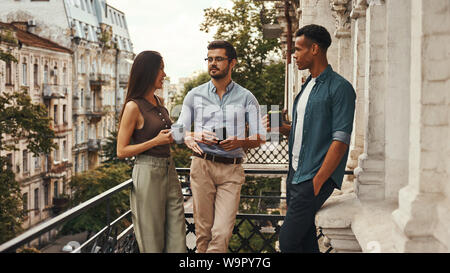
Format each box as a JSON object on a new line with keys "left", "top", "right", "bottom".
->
{"left": 350, "top": 0, "right": 368, "bottom": 19}
{"left": 330, "top": 0, "right": 352, "bottom": 38}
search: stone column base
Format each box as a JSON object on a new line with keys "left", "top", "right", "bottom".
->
{"left": 321, "top": 227, "right": 362, "bottom": 252}
{"left": 354, "top": 153, "right": 385, "bottom": 200}
{"left": 315, "top": 193, "right": 362, "bottom": 253}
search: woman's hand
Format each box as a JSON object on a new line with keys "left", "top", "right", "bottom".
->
{"left": 154, "top": 129, "right": 173, "bottom": 146}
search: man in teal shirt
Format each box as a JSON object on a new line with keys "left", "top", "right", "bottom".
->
{"left": 265, "top": 24, "right": 356, "bottom": 252}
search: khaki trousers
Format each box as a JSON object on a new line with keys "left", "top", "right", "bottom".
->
{"left": 190, "top": 156, "right": 245, "bottom": 253}
{"left": 130, "top": 154, "right": 186, "bottom": 253}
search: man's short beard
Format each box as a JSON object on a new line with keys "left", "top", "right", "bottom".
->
{"left": 209, "top": 64, "right": 230, "bottom": 79}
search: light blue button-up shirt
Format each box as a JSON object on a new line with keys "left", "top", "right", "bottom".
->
{"left": 175, "top": 80, "right": 266, "bottom": 158}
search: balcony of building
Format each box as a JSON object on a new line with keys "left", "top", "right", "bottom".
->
{"left": 89, "top": 73, "right": 110, "bottom": 86}
{"left": 85, "top": 110, "right": 104, "bottom": 123}
{"left": 42, "top": 156, "right": 72, "bottom": 181}
{"left": 119, "top": 74, "right": 128, "bottom": 88}
{"left": 84, "top": 93, "right": 104, "bottom": 123}
{"left": 43, "top": 84, "right": 68, "bottom": 100}
{"left": 72, "top": 142, "right": 88, "bottom": 154}
{"left": 87, "top": 139, "right": 101, "bottom": 152}
{"left": 0, "top": 138, "right": 353, "bottom": 254}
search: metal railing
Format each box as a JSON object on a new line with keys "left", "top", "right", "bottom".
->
{"left": 0, "top": 168, "right": 352, "bottom": 253}
{"left": 245, "top": 135, "right": 289, "bottom": 164}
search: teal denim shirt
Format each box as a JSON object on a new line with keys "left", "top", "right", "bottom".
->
{"left": 288, "top": 65, "right": 356, "bottom": 189}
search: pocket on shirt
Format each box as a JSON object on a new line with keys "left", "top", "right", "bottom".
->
{"left": 309, "top": 99, "right": 330, "bottom": 116}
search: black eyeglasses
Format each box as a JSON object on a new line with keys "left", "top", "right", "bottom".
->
{"left": 204, "top": 57, "right": 231, "bottom": 63}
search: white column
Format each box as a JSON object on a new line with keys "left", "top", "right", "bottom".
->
{"left": 300, "top": 0, "right": 337, "bottom": 74}
{"left": 347, "top": 0, "right": 368, "bottom": 183}
{"left": 353, "top": 0, "right": 387, "bottom": 200}
{"left": 392, "top": 0, "right": 450, "bottom": 252}
{"left": 384, "top": 0, "right": 411, "bottom": 201}
{"left": 330, "top": 0, "right": 353, "bottom": 81}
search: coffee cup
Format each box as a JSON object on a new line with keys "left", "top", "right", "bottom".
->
{"left": 171, "top": 123, "right": 185, "bottom": 144}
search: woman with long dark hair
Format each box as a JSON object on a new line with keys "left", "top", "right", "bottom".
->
{"left": 117, "top": 51, "right": 186, "bottom": 253}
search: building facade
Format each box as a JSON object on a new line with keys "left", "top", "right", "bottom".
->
{"left": 0, "top": 0, "right": 134, "bottom": 173}
{"left": 0, "top": 22, "right": 73, "bottom": 229}
{"left": 274, "top": 0, "right": 449, "bottom": 252}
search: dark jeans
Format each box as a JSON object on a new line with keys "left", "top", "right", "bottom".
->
{"left": 279, "top": 168, "right": 336, "bottom": 253}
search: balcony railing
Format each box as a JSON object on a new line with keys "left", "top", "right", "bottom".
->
{"left": 119, "top": 74, "right": 129, "bottom": 84}
{"left": 87, "top": 139, "right": 101, "bottom": 152}
{"left": 119, "top": 74, "right": 128, "bottom": 87}
{"left": 0, "top": 168, "right": 352, "bottom": 253}
{"left": 89, "top": 73, "right": 111, "bottom": 85}
{"left": 43, "top": 84, "right": 68, "bottom": 100}
{"left": 245, "top": 135, "right": 289, "bottom": 165}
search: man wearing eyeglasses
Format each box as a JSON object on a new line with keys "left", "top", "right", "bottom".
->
{"left": 175, "top": 40, "right": 266, "bottom": 253}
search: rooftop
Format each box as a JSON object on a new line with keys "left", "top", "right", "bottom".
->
{"left": 0, "top": 21, "right": 72, "bottom": 54}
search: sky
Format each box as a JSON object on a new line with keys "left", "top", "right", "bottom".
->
{"left": 107, "top": 0, "right": 234, "bottom": 84}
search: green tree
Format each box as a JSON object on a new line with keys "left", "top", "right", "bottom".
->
{"left": 100, "top": 117, "right": 133, "bottom": 172}
{"left": 200, "top": 0, "right": 285, "bottom": 106}
{"left": 171, "top": 71, "right": 211, "bottom": 111}
{"left": 61, "top": 162, "right": 131, "bottom": 239}
{"left": 0, "top": 158, "right": 23, "bottom": 244}
{"left": 0, "top": 89, "right": 56, "bottom": 244}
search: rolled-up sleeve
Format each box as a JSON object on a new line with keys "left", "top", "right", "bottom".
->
{"left": 331, "top": 81, "right": 356, "bottom": 145}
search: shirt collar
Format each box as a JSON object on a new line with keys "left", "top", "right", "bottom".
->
{"left": 303, "top": 64, "right": 333, "bottom": 86}
{"left": 209, "top": 80, "right": 235, "bottom": 94}
{"left": 316, "top": 64, "right": 333, "bottom": 83}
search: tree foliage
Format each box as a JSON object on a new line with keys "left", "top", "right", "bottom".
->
{"left": 171, "top": 72, "right": 211, "bottom": 112}
{"left": 0, "top": 89, "right": 56, "bottom": 244}
{"left": 61, "top": 162, "right": 132, "bottom": 238}
{"left": 0, "top": 90, "right": 56, "bottom": 154}
{"left": 0, "top": 158, "right": 24, "bottom": 244}
{"left": 0, "top": 49, "right": 17, "bottom": 64}
{"left": 200, "top": 0, "right": 285, "bottom": 107}
{"left": 100, "top": 122, "right": 134, "bottom": 170}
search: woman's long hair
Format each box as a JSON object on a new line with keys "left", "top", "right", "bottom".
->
{"left": 118, "top": 51, "right": 162, "bottom": 125}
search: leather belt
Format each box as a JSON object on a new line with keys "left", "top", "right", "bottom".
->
{"left": 193, "top": 152, "right": 243, "bottom": 165}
